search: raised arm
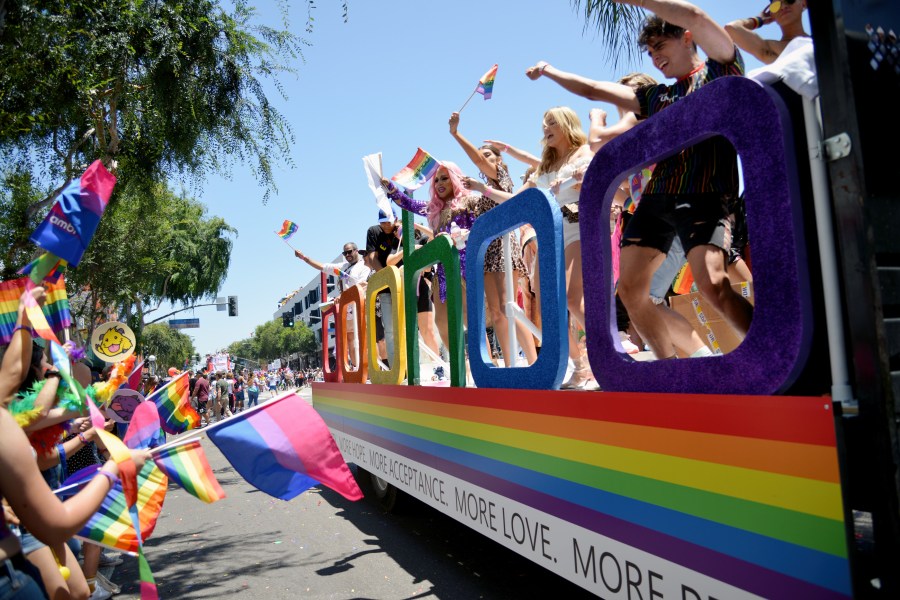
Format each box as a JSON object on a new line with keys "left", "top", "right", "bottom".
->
{"left": 449, "top": 112, "right": 498, "bottom": 180}
{"left": 588, "top": 108, "right": 641, "bottom": 153}
{"left": 618, "top": 0, "right": 735, "bottom": 64}
{"left": 0, "top": 287, "right": 45, "bottom": 405}
{"left": 483, "top": 140, "right": 540, "bottom": 168}
{"left": 725, "top": 13, "right": 780, "bottom": 64}
{"left": 294, "top": 249, "right": 326, "bottom": 273}
{"left": 526, "top": 62, "right": 640, "bottom": 113}
{"left": 381, "top": 179, "right": 428, "bottom": 216}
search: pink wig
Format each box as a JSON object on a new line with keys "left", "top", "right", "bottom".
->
{"left": 427, "top": 161, "right": 468, "bottom": 230}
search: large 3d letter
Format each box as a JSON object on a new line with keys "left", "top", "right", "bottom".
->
{"left": 338, "top": 284, "right": 367, "bottom": 384}
{"left": 579, "top": 76, "right": 812, "bottom": 394}
{"left": 466, "top": 189, "right": 568, "bottom": 389}
{"left": 402, "top": 232, "right": 466, "bottom": 387}
{"left": 366, "top": 266, "right": 406, "bottom": 385}
{"left": 320, "top": 300, "right": 341, "bottom": 383}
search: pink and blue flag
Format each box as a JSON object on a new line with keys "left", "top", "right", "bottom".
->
{"left": 391, "top": 148, "right": 440, "bottom": 191}
{"left": 124, "top": 402, "right": 165, "bottom": 450}
{"left": 29, "top": 160, "right": 116, "bottom": 267}
{"left": 476, "top": 64, "right": 498, "bottom": 100}
{"left": 206, "top": 393, "right": 363, "bottom": 501}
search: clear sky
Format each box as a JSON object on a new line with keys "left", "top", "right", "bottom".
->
{"left": 176, "top": 0, "right": 805, "bottom": 355}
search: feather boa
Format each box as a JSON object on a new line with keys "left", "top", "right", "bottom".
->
{"left": 91, "top": 355, "right": 135, "bottom": 406}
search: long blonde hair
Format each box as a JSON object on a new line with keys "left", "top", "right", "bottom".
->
{"left": 536, "top": 107, "right": 587, "bottom": 177}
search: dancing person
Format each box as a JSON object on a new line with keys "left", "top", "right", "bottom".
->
{"left": 295, "top": 242, "right": 372, "bottom": 369}
{"left": 449, "top": 112, "right": 538, "bottom": 366}
{"left": 365, "top": 210, "right": 402, "bottom": 368}
{"left": 381, "top": 162, "right": 507, "bottom": 355}
{"left": 725, "top": 0, "right": 808, "bottom": 65}
{"left": 527, "top": 0, "right": 752, "bottom": 360}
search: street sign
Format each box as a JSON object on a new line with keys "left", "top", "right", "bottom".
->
{"left": 216, "top": 297, "right": 226, "bottom": 311}
{"left": 169, "top": 318, "right": 200, "bottom": 329}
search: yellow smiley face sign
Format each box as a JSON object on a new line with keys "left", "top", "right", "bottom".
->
{"left": 91, "top": 321, "right": 136, "bottom": 363}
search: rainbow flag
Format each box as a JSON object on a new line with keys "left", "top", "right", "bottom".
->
{"left": 391, "top": 148, "right": 440, "bottom": 191}
{"left": 18, "top": 251, "right": 67, "bottom": 284}
{"left": 476, "top": 64, "right": 498, "bottom": 100}
{"left": 0, "top": 276, "right": 72, "bottom": 345}
{"left": 30, "top": 160, "right": 116, "bottom": 267}
{"left": 153, "top": 440, "right": 226, "bottom": 503}
{"left": 207, "top": 393, "right": 362, "bottom": 501}
{"left": 145, "top": 371, "right": 199, "bottom": 435}
{"left": 275, "top": 220, "right": 298, "bottom": 240}
{"left": 672, "top": 262, "right": 695, "bottom": 295}
{"left": 75, "top": 462, "right": 167, "bottom": 554}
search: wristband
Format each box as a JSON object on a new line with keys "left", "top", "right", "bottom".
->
{"left": 78, "top": 432, "right": 88, "bottom": 444}
{"left": 539, "top": 64, "right": 548, "bottom": 75}
{"left": 12, "top": 324, "right": 35, "bottom": 337}
{"left": 748, "top": 16, "right": 764, "bottom": 29}
{"left": 44, "top": 370, "right": 62, "bottom": 380}
{"left": 97, "top": 469, "right": 117, "bottom": 488}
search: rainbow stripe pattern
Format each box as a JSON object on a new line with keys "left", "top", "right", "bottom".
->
{"left": 476, "top": 64, "right": 498, "bottom": 100}
{"left": 314, "top": 384, "right": 850, "bottom": 599}
{"left": 391, "top": 148, "right": 440, "bottom": 191}
{"left": 153, "top": 440, "right": 226, "bottom": 503}
{"left": 146, "top": 371, "right": 199, "bottom": 435}
{"left": 672, "top": 262, "right": 696, "bottom": 295}
{"left": 0, "top": 276, "right": 71, "bottom": 345}
{"left": 276, "top": 220, "right": 298, "bottom": 240}
{"left": 77, "top": 462, "right": 167, "bottom": 554}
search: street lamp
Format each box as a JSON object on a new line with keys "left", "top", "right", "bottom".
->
{"left": 148, "top": 355, "right": 157, "bottom": 376}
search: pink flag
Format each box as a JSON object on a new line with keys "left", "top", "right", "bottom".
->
{"left": 124, "top": 402, "right": 165, "bottom": 450}
{"left": 123, "top": 360, "right": 145, "bottom": 392}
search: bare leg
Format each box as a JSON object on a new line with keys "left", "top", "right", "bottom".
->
{"left": 618, "top": 245, "right": 672, "bottom": 358}
{"left": 688, "top": 244, "right": 753, "bottom": 335}
{"left": 484, "top": 272, "right": 537, "bottom": 366}
{"left": 727, "top": 256, "right": 753, "bottom": 282}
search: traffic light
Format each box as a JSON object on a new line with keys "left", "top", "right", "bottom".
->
{"left": 282, "top": 312, "right": 294, "bottom": 328}
{"left": 227, "top": 295, "right": 238, "bottom": 317}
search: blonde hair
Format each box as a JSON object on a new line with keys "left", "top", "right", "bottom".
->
{"left": 618, "top": 72, "right": 658, "bottom": 89}
{"left": 536, "top": 107, "right": 587, "bottom": 177}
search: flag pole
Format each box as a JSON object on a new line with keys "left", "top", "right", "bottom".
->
{"left": 149, "top": 434, "right": 206, "bottom": 455}
{"left": 277, "top": 235, "right": 298, "bottom": 252}
{"left": 458, "top": 87, "right": 478, "bottom": 113}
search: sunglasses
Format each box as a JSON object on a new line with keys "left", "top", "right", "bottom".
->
{"left": 342, "top": 249, "right": 356, "bottom": 256}
{"left": 765, "top": 0, "right": 796, "bottom": 16}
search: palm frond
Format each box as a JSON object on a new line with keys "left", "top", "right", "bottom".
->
{"left": 571, "top": 1, "right": 647, "bottom": 69}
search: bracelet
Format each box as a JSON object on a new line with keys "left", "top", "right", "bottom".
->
{"left": 12, "top": 324, "right": 35, "bottom": 337}
{"left": 44, "top": 370, "right": 62, "bottom": 380}
{"left": 748, "top": 16, "right": 764, "bottom": 29}
{"left": 97, "top": 469, "right": 117, "bottom": 488}
{"left": 78, "top": 432, "right": 88, "bottom": 444}
{"left": 539, "top": 63, "right": 548, "bottom": 75}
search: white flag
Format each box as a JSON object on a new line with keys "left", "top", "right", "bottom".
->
{"left": 363, "top": 152, "right": 393, "bottom": 217}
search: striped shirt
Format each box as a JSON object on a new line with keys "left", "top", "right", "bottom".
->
{"left": 636, "top": 49, "right": 744, "bottom": 195}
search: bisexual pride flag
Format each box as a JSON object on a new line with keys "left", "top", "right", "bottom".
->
{"left": 476, "top": 64, "right": 498, "bottom": 100}
{"left": 207, "top": 393, "right": 363, "bottom": 501}
{"left": 391, "top": 148, "right": 440, "bottom": 191}
{"left": 30, "top": 160, "right": 116, "bottom": 267}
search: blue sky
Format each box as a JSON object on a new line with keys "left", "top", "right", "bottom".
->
{"left": 177, "top": 0, "right": 804, "bottom": 355}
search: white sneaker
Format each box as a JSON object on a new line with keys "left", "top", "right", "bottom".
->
{"left": 89, "top": 585, "right": 113, "bottom": 600}
{"left": 98, "top": 551, "right": 122, "bottom": 567}
{"left": 96, "top": 571, "right": 120, "bottom": 594}
{"left": 619, "top": 331, "right": 640, "bottom": 355}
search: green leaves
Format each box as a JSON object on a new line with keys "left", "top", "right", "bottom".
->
{"left": 570, "top": 0, "right": 647, "bottom": 69}
{"left": 227, "top": 318, "right": 316, "bottom": 363}
{"left": 141, "top": 323, "right": 196, "bottom": 371}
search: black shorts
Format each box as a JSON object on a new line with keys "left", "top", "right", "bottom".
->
{"left": 417, "top": 272, "right": 433, "bottom": 313}
{"left": 621, "top": 193, "right": 733, "bottom": 256}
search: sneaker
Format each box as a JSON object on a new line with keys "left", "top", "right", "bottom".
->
{"left": 89, "top": 585, "right": 113, "bottom": 600}
{"left": 619, "top": 332, "right": 640, "bottom": 355}
{"left": 98, "top": 552, "right": 123, "bottom": 567}
{"left": 95, "top": 571, "right": 120, "bottom": 594}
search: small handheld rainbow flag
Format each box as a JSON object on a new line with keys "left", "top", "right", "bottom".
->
{"left": 145, "top": 371, "right": 199, "bottom": 435}
{"left": 275, "top": 220, "right": 298, "bottom": 240}
{"left": 72, "top": 462, "right": 168, "bottom": 554}
{"left": 153, "top": 440, "right": 226, "bottom": 504}
{"left": 476, "top": 64, "right": 498, "bottom": 100}
{"left": 391, "top": 148, "right": 440, "bottom": 191}
{"left": 671, "top": 262, "right": 696, "bottom": 295}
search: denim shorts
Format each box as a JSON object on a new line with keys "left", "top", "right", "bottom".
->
{"left": 7, "top": 526, "right": 43, "bottom": 556}
{"left": 0, "top": 554, "right": 47, "bottom": 599}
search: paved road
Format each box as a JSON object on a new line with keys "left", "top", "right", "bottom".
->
{"left": 112, "top": 387, "right": 595, "bottom": 599}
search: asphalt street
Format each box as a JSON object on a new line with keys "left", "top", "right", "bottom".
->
{"left": 112, "top": 387, "right": 595, "bottom": 599}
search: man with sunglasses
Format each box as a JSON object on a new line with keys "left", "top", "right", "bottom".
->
{"left": 526, "top": 0, "right": 753, "bottom": 361}
{"left": 726, "top": 0, "right": 809, "bottom": 65}
{"left": 295, "top": 242, "right": 371, "bottom": 369}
